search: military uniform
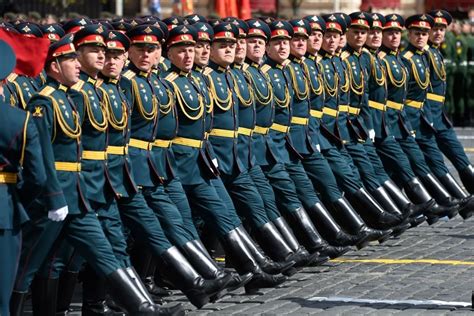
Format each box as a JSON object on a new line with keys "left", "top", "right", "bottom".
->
{"left": 452, "top": 27, "right": 468, "bottom": 124}
{"left": 0, "top": 40, "right": 46, "bottom": 315}
{"left": 440, "top": 29, "right": 456, "bottom": 115}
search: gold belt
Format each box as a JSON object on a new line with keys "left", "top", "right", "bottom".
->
{"left": 426, "top": 93, "right": 445, "bottom": 103}
{"left": 291, "top": 116, "right": 309, "bottom": 125}
{"left": 173, "top": 137, "right": 203, "bottom": 148}
{"left": 153, "top": 139, "right": 172, "bottom": 148}
{"left": 209, "top": 128, "right": 237, "bottom": 138}
{"left": 338, "top": 105, "right": 349, "bottom": 113}
{"left": 238, "top": 127, "right": 253, "bottom": 136}
{"left": 0, "top": 172, "right": 17, "bottom": 184}
{"left": 348, "top": 106, "right": 360, "bottom": 115}
{"left": 405, "top": 99, "right": 423, "bottom": 109}
{"left": 368, "top": 100, "right": 386, "bottom": 111}
{"left": 82, "top": 150, "right": 107, "bottom": 160}
{"left": 253, "top": 126, "right": 269, "bottom": 135}
{"left": 310, "top": 109, "right": 323, "bottom": 118}
{"left": 270, "top": 123, "right": 290, "bottom": 133}
{"left": 129, "top": 138, "right": 153, "bottom": 150}
{"left": 107, "top": 145, "right": 128, "bottom": 155}
{"left": 322, "top": 107, "right": 338, "bottom": 117}
{"left": 386, "top": 100, "right": 404, "bottom": 111}
{"left": 55, "top": 162, "right": 81, "bottom": 172}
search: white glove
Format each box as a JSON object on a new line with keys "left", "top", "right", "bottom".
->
{"left": 48, "top": 206, "right": 69, "bottom": 222}
{"left": 315, "top": 144, "right": 321, "bottom": 152}
{"left": 212, "top": 158, "right": 219, "bottom": 168}
{"left": 368, "top": 129, "right": 375, "bottom": 142}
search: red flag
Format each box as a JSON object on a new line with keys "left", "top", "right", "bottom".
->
{"left": 215, "top": 0, "right": 226, "bottom": 18}
{"left": 0, "top": 28, "right": 49, "bottom": 77}
{"left": 239, "top": 0, "right": 251, "bottom": 19}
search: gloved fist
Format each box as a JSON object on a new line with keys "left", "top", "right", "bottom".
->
{"left": 48, "top": 205, "right": 69, "bottom": 222}
{"left": 368, "top": 129, "right": 375, "bottom": 142}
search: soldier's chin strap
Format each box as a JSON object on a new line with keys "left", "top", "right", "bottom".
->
{"left": 56, "top": 57, "right": 68, "bottom": 85}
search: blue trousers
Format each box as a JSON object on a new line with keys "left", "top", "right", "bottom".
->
{"left": 0, "top": 229, "right": 21, "bottom": 315}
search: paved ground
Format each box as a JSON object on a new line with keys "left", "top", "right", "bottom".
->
{"left": 25, "top": 128, "right": 474, "bottom": 315}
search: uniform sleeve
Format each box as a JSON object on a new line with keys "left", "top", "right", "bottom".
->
{"left": 17, "top": 113, "right": 47, "bottom": 207}
{"left": 119, "top": 77, "right": 133, "bottom": 106}
{"left": 26, "top": 96, "right": 67, "bottom": 211}
{"left": 68, "top": 89, "right": 86, "bottom": 124}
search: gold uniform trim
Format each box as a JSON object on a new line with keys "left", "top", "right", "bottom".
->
{"left": 338, "top": 105, "right": 349, "bottom": 113}
{"left": 291, "top": 116, "right": 309, "bottom": 125}
{"left": 129, "top": 138, "right": 153, "bottom": 150}
{"left": 153, "top": 139, "right": 172, "bottom": 148}
{"left": 368, "top": 100, "right": 386, "bottom": 111}
{"left": 322, "top": 107, "right": 338, "bottom": 117}
{"left": 107, "top": 145, "right": 128, "bottom": 155}
{"left": 405, "top": 99, "right": 423, "bottom": 109}
{"left": 253, "top": 126, "right": 269, "bottom": 135}
{"left": 270, "top": 123, "right": 290, "bottom": 133}
{"left": 238, "top": 127, "right": 253, "bottom": 136}
{"left": 55, "top": 162, "right": 81, "bottom": 172}
{"left": 310, "top": 110, "right": 323, "bottom": 118}
{"left": 82, "top": 150, "right": 107, "bottom": 160}
{"left": 426, "top": 93, "right": 445, "bottom": 103}
{"left": 173, "top": 137, "right": 203, "bottom": 148}
{"left": 386, "top": 100, "right": 404, "bottom": 111}
{"left": 348, "top": 106, "right": 361, "bottom": 115}
{"left": 0, "top": 172, "right": 18, "bottom": 184}
{"left": 209, "top": 128, "right": 237, "bottom": 138}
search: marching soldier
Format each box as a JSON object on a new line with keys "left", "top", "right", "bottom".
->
{"left": 162, "top": 24, "right": 288, "bottom": 294}
{"left": 0, "top": 40, "right": 46, "bottom": 316}
{"left": 118, "top": 24, "right": 232, "bottom": 309}
{"left": 416, "top": 10, "right": 474, "bottom": 218}
{"left": 452, "top": 19, "right": 468, "bottom": 125}
{"left": 10, "top": 34, "right": 169, "bottom": 316}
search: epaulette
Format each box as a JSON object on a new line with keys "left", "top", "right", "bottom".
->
{"left": 362, "top": 47, "right": 370, "bottom": 54}
{"left": 377, "top": 51, "right": 387, "bottom": 59}
{"left": 423, "top": 45, "right": 430, "bottom": 52}
{"left": 164, "top": 72, "right": 178, "bottom": 83}
{"left": 282, "top": 59, "right": 290, "bottom": 66}
{"left": 261, "top": 64, "right": 271, "bottom": 74}
{"left": 122, "top": 69, "right": 136, "bottom": 80}
{"left": 7, "top": 73, "right": 18, "bottom": 82}
{"left": 70, "top": 79, "right": 85, "bottom": 91}
{"left": 96, "top": 78, "right": 104, "bottom": 88}
{"left": 38, "top": 86, "right": 55, "bottom": 97}
{"left": 340, "top": 51, "right": 350, "bottom": 60}
{"left": 402, "top": 51, "right": 413, "bottom": 60}
{"left": 316, "top": 55, "right": 323, "bottom": 63}
{"left": 203, "top": 67, "right": 213, "bottom": 76}
{"left": 242, "top": 63, "right": 249, "bottom": 71}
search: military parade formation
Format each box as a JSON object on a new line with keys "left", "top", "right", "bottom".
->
{"left": 0, "top": 9, "right": 474, "bottom": 316}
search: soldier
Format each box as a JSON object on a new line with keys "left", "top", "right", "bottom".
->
{"left": 0, "top": 40, "right": 46, "bottom": 316}
{"left": 163, "top": 24, "right": 288, "bottom": 294}
{"left": 452, "top": 19, "right": 468, "bottom": 125}
{"left": 117, "top": 24, "right": 232, "bottom": 309}
{"left": 398, "top": 14, "right": 463, "bottom": 220}
{"left": 10, "top": 34, "right": 174, "bottom": 316}
{"left": 416, "top": 10, "right": 474, "bottom": 218}
{"left": 6, "top": 22, "right": 45, "bottom": 109}
{"left": 440, "top": 21, "right": 456, "bottom": 116}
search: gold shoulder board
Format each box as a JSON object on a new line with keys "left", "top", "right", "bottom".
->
{"left": 6, "top": 73, "right": 18, "bottom": 82}
{"left": 70, "top": 80, "right": 85, "bottom": 91}
{"left": 164, "top": 72, "right": 178, "bottom": 82}
{"left": 38, "top": 86, "right": 56, "bottom": 97}
{"left": 378, "top": 51, "right": 387, "bottom": 59}
{"left": 341, "top": 51, "right": 350, "bottom": 60}
{"left": 403, "top": 51, "right": 413, "bottom": 60}
{"left": 122, "top": 70, "right": 136, "bottom": 80}
{"left": 261, "top": 64, "right": 271, "bottom": 74}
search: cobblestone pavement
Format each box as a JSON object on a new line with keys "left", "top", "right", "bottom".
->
{"left": 25, "top": 128, "right": 474, "bottom": 315}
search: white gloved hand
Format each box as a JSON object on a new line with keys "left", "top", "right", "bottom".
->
{"left": 316, "top": 144, "right": 321, "bottom": 152}
{"left": 368, "top": 129, "right": 375, "bottom": 142}
{"left": 48, "top": 205, "right": 69, "bottom": 222}
{"left": 212, "top": 158, "right": 219, "bottom": 168}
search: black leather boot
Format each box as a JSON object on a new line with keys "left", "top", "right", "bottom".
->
{"left": 125, "top": 267, "right": 162, "bottom": 306}
{"left": 190, "top": 239, "right": 252, "bottom": 292}
{"left": 348, "top": 188, "right": 405, "bottom": 230}
{"left": 144, "top": 259, "right": 171, "bottom": 299}
{"left": 459, "top": 164, "right": 474, "bottom": 194}
{"left": 382, "top": 179, "right": 428, "bottom": 218}
{"left": 306, "top": 203, "right": 358, "bottom": 247}
{"left": 403, "top": 177, "right": 446, "bottom": 225}
{"left": 439, "top": 173, "right": 474, "bottom": 219}
{"left": 31, "top": 277, "right": 59, "bottom": 316}
{"left": 330, "top": 197, "right": 393, "bottom": 248}
{"left": 56, "top": 271, "right": 79, "bottom": 315}
{"left": 106, "top": 268, "right": 184, "bottom": 315}
{"left": 9, "top": 291, "right": 27, "bottom": 316}
{"left": 370, "top": 187, "right": 411, "bottom": 237}
{"left": 255, "top": 222, "right": 294, "bottom": 261}
{"left": 82, "top": 267, "right": 114, "bottom": 316}
{"left": 287, "top": 207, "right": 349, "bottom": 259}
{"left": 272, "top": 216, "right": 322, "bottom": 267}
{"left": 156, "top": 246, "right": 230, "bottom": 309}
{"left": 420, "top": 174, "right": 460, "bottom": 222}
{"left": 221, "top": 228, "right": 287, "bottom": 294}
{"left": 235, "top": 225, "right": 296, "bottom": 275}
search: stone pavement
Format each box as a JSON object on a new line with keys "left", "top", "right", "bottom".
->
{"left": 25, "top": 128, "right": 474, "bottom": 315}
